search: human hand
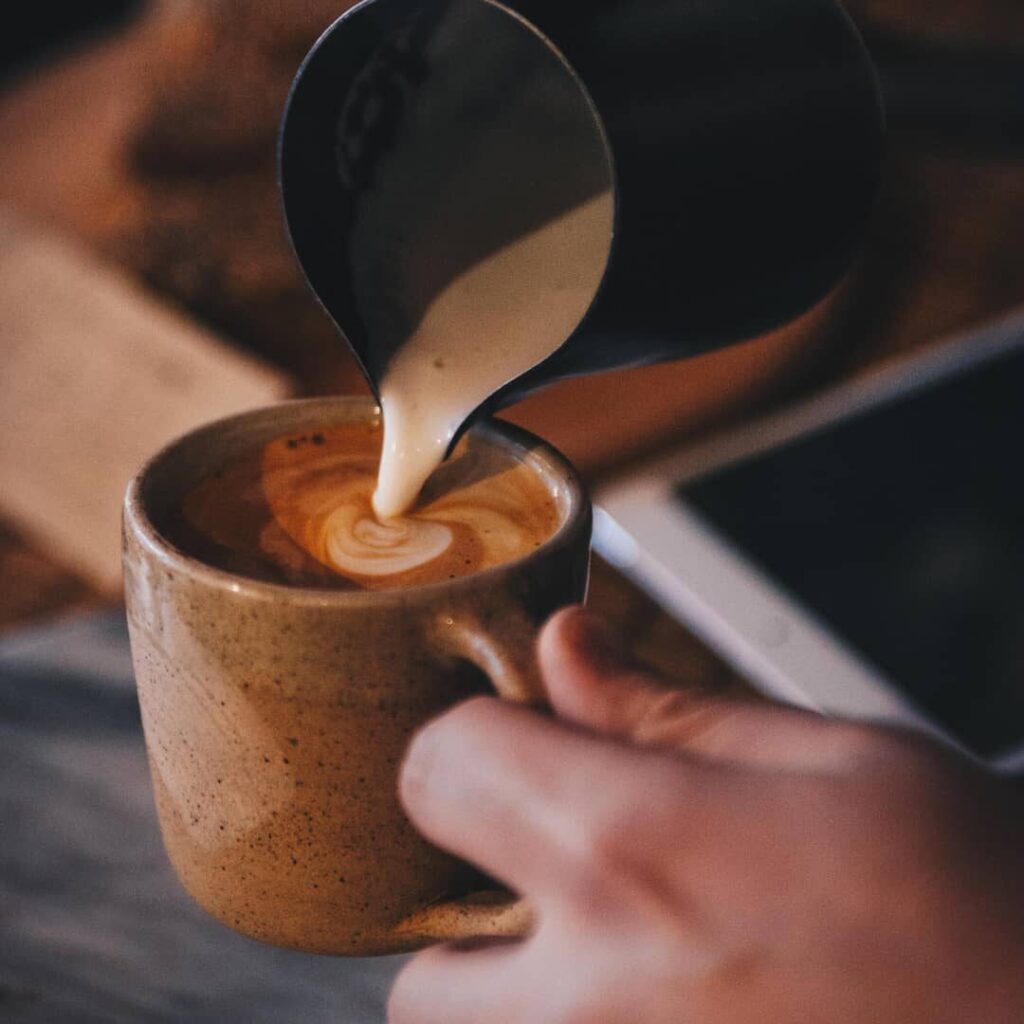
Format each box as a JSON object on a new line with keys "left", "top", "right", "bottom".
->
{"left": 390, "top": 607, "right": 1024, "bottom": 1024}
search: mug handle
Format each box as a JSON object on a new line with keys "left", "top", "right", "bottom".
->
{"left": 393, "top": 609, "right": 543, "bottom": 946}
{"left": 433, "top": 608, "right": 545, "bottom": 704}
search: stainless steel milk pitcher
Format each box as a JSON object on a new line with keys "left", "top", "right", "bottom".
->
{"left": 280, "top": 0, "right": 883, "bottom": 425}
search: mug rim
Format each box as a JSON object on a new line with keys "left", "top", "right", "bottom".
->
{"left": 123, "top": 396, "right": 590, "bottom": 607}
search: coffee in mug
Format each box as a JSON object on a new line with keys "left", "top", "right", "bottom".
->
{"left": 166, "top": 420, "right": 561, "bottom": 591}
{"left": 123, "top": 398, "right": 590, "bottom": 955}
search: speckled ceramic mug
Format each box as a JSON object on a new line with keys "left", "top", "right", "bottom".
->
{"left": 123, "top": 398, "right": 590, "bottom": 956}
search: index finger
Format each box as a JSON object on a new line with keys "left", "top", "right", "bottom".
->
{"left": 398, "top": 695, "right": 724, "bottom": 899}
{"left": 540, "top": 608, "right": 881, "bottom": 772}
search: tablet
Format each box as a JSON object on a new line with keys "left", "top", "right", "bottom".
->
{"left": 596, "top": 310, "right": 1024, "bottom": 773}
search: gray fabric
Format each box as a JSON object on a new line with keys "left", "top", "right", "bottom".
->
{"left": 0, "top": 613, "right": 404, "bottom": 1023}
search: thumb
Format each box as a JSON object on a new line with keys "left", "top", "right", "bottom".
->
{"left": 538, "top": 607, "right": 864, "bottom": 771}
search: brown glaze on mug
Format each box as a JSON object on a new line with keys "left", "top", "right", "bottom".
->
{"left": 123, "top": 397, "right": 590, "bottom": 956}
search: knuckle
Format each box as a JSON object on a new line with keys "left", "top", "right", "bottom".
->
{"left": 554, "top": 814, "right": 638, "bottom": 910}
{"left": 638, "top": 688, "right": 737, "bottom": 746}
{"left": 568, "top": 774, "right": 682, "bottom": 886}
{"left": 576, "top": 805, "right": 636, "bottom": 874}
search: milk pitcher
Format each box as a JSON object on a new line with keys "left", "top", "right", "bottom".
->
{"left": 280, "top": 0, "right": 883, "bottom": 428}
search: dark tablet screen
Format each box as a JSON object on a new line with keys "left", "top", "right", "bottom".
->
{"left": 677, "top": 339, "right": 1024, "bottom": 759}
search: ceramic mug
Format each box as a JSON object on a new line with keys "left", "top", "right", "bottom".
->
{"left": 123, "top": 397, "right": 591, "bottom": 955}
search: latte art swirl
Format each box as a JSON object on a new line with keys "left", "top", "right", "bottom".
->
{"left": 170, "top": 421, "right": 564, "bottom": 590}
{"left": 324, "top": 507, "right": 454, "bottom": 577}
{"left": 175, "top": 422, "right": 561, "bottom": 589}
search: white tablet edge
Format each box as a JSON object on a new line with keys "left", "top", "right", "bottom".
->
{"left": 594, "top": 307, "right": 1024, "bottom": 774}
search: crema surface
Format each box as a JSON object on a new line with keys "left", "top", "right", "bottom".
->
{"left": 172, "top": 422, "right": 560, "bottom": 590}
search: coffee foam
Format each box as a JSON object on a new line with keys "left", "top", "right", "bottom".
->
{"left": 178, "top": 422, "right": 560, "bottom": 590}
{"left": 326, "top": 513, "right": 453, "bottom": 578}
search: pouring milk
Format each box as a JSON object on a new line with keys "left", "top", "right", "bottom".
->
{"left": 372, "top": 190, "right": 613, "bottom": 519}
{"left": 338, "top": 0, "right": 615, "bottom": 521}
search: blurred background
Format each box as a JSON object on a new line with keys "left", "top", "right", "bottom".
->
{"left": 0, "top": 3, "right": 1022, "bottom": 1020}
{"left": 0, "top": 0, "right": 1022, "bottom": 641}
